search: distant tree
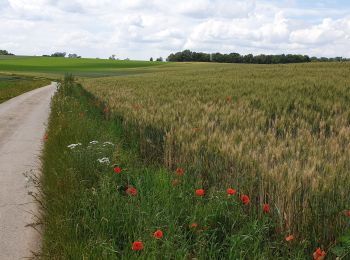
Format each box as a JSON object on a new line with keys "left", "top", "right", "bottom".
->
{"left": 0, "top": 50, "right": 14, "bottom": 55}
{"left": 68, "top": 53, "right": 81, "bottom": 58}
{"left": 124, "top": 58, "right": 130, "bottom": 61}
{"left": 150, "top": 57, "right": 153, "bottom": 61}
{"left": 109, "top": 55, "right": 116, "bottom": 60}
{"left": 156, "top": 57, "right": 163, "bottom": 62}
{"left": 51, "top": 52, "right": 66, "bottom": 57}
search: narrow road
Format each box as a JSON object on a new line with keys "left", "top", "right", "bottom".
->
{"left": 0, "top": 83, "right": 56, "bottom": 259}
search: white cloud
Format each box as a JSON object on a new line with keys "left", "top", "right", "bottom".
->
{"left": 0, "top": 0, "right": 350, "bottom": 59}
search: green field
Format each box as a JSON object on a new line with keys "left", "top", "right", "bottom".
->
{"left": 0, "top": 74, "right": 50, "bottom": 103}
{"left": 0, "top": 55, "right": 165, "bottom": 77}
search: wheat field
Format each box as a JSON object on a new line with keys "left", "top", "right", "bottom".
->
{"left": 81, "top": 62, "right": 350, "bottom": 245}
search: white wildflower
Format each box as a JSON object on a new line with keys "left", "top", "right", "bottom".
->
{"left": 90, "top": 141, "right": 99, "bottom": 145}
{"left": 97, "top": 157, "right": 110, "bottom": 164}
{"left": 103, "top": 141, "right": 114, "bottom": 146}
{"left": 67, "top": 143, "right": 82, "bottom": 149}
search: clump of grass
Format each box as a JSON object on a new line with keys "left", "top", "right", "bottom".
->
{"left": 40, "top": 80, "right": 326, "bottom": 258}
{"left": 81, "top": 62, "right": 350, "bottom": 246}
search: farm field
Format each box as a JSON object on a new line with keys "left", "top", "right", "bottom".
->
{"left": 0, "top": 55, "right": 165, "bottom": 77}
{"left": 77, "top": 62, "right": 350, "bottom": 258}
{"left": 34, "top": 62, "right": 350, "bottom": 259}
{"left": 0, "top": 74, "right": 50, "bottom": 103}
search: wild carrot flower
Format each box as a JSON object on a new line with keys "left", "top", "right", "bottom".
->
{"left": 263, "top": 203, "right": 270, "bottom": 213}
{"left": 195, "top": 189, "right": 205, "bottom": 197}
{"left": 241, "top": 195, "right": 250, "bottom": 205}
{"left": 126, "top": 187, "right": 137, "bottom": 196}
{"left": 313, "top": 248, "right": 326, "bottom": 260}
{"left": 176, "top": 168, "right": 185, "bottom": 176}
{"left": 153, "top": 229, "right": 163, "bottom": 239}
{"left": 114, "top": 167, "right": 122, "bottom": 174}
{"left": 285, "top": 235, "right": 294, "bottom": 242}
{"left": 191, "top": 223, "right": 197, "bottom": 229}
{"left": 132, "top": 241, "right": 143, "bottom": 251}
{"left": 226, "top": 188, "right": 236, "bottom": 195}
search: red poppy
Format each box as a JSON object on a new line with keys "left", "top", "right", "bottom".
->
{"left": 153, "top": 229, "right": 163, "bottom": 239}
{"left": 191, "top": 223, "right": 197, "bottom": 229}
{"left": 226, "top": 96, "right": 232, "bottom": 102}
{"left": 43, "top": 133, "right": 48, "bottom": 141}
{"left": 313, "top": 248, "right": 326, "bottom": 260}
{"left": 126, "top": 187, "right": 137, "bottom": 196}
{"left": 285, "top": 235, "right": 294, "bottom": 242}
{"left": 176, "top": 168, "right": 185, "bottom": 176}
{"left": 195, "top": 189, "right": 205, "bottom": 197}
{"left": 347, "top": 210, "right": 350, "bottom": 217}
{"left": 132, "top": 241, "right": 143, "bottom": 251}
{"left": 114, "top": 167, "right": 122, "bottom": 174}
{"left": 241, "top": 195, "right": 250, "bottom": 205}
{"left": 226, "top": 188, "right": 236, "bottom": 195}
{"left": 263, "top": 203, "right": 270, "bottom": 213}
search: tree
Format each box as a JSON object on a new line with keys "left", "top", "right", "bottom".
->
{"left": 150, "top": 57, "right": 153, "bottom": 61}
{"left": 68, "top": 53, "right": 81, "bottom": 58}
{"left": 156, "top": 57, "right": 163, "bottom": 62}
{"left": 51, "top": 52, "right": 66, "bottom": 57}
{"left": 0, "top": 50, "right": 14, "bottom": 55}
{"left": 109, "top": 55, "right": 116, "bottom": 60}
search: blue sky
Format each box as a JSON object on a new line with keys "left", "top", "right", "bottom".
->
{"left": 0, "top": 0, "right": 349, "bottom": 59}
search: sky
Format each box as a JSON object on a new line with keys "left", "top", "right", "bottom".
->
{"left": 0, "top": 0, "right": 350, "bottom": 60}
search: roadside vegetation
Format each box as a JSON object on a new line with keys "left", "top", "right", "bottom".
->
{"left": 40, "top": 61, "right": 350, "bottom": 259}
{"left": 40, "top": 78, "right": 309, "bottom": 259}
{"left": 0, "top": 74, "right": 50, "bottom": 103}
{"left": 81, "top": 62, "right": 350, "bottom": 257}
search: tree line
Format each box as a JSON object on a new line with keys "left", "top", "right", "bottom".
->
{"left": 0, "top": 50, "right": 14, "bottom": 55}
{"left": 167, "top": 50, "right": 349, "bottom": 64}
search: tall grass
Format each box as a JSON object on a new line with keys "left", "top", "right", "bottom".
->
{"left": 81, "top": 62, "right": 350, "bottom": 248}
{"left": 40, "top": 79, "right": 321, "bottom": 259}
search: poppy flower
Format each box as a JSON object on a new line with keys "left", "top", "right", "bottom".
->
{"left": 191, "top": 223, "right": 197, "bottom": 229}
{"left": 153, "top": 229, "right": 163, "bottom": 239}
{"left": 226, "top": 188, "right": 236, "bottom": 195}
{"left": 43, "top": 133, "right": 48, "bottom": 141}
{"left": 263, "top": 203, "right": 270, "bottom": 213}
{"left": 176, "top": 168, "right": 185, "bottom": 176}
{"left": 241, "top": 195, "right": 250, "bottom": 205}
{"left": 126, "top": 187, "right": 137, "bottom": 196}
{"left": 132, "top": 241, "right": 143, "bottom": 251}
{"left": 226, "top": 96, "right": 232, "bottom": 102}
{"left": 195, "top": 189, "right": 205, "bottom": 197}
{"left": 114, "top": 167, "right": 122, "bottom": 174}
{"left": 347, "top": 210, "right": 350, "bottom": 217}
{"left": 285, "top": 235, "right": 294, "bottom": 242}
{"left": 313, "top": 248, "right": 326, "bottom": 260}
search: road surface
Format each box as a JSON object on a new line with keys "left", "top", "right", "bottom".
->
{"left": 0, "top": 83, "right": 56, "bottom": 259}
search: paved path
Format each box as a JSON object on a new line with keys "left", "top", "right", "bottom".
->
{"left": 0, "top": 83, "right": 56, "bottom": 259}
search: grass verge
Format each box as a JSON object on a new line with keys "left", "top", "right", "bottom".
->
{"left": 40, "top": 79, "right": 347, "bottom": 259}
{"left": 0, "top": 74, "right": 50, "bottom": 103}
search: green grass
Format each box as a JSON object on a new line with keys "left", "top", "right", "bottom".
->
{"left": 0, "top": 56, "right": 165, "bottom": 77}
{"left": 40, "top": 78, "right": 348, "bottom": 259}
{"left": 0, "top": 74, "right": 50, "bottom": 103}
